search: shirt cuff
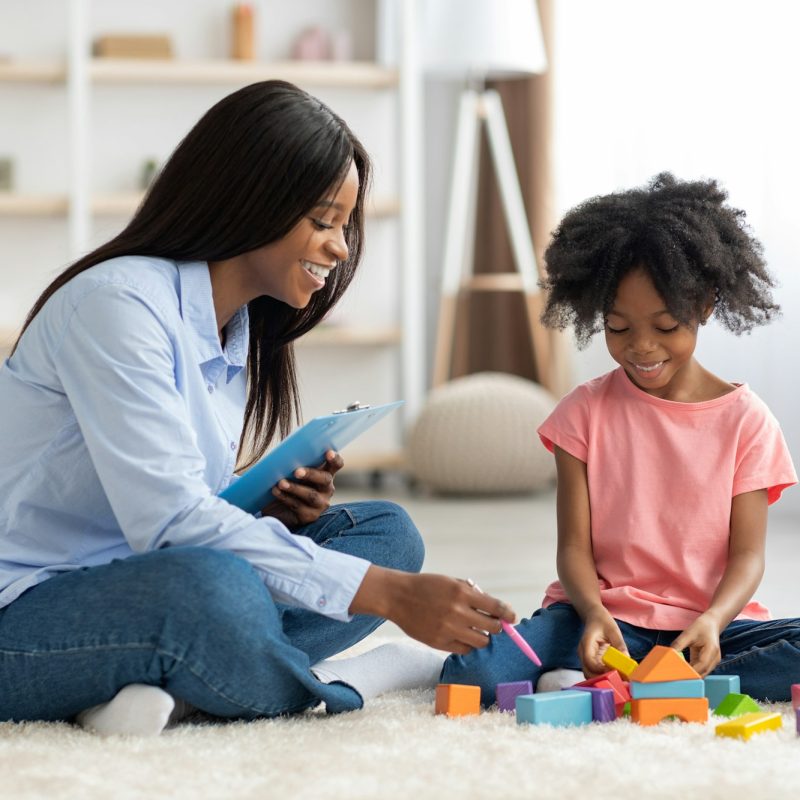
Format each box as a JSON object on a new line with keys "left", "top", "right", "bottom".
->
{"left": 285, "top": 546, "right": 372, "bottom": 622}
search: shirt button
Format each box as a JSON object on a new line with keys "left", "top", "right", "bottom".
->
{"left": 230, "top": 441, "right": 237, "bottom": 451}
{"left": 207, "top": 385, "right": 214, "bottom": 394}
{"left": 317, "top": 596, "right": 327, "bottom": 608}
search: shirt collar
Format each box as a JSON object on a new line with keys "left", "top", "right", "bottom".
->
{"left": 177, "top": 261, "right": 249, "bottom": 383}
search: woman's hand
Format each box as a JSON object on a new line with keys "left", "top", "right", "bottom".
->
{"left": 578, "top": 606, "right": 628, "bottom": 677}
{"left": 671, "top": 613, "right": 722, "bottom": 677}
{"left": 260, "top": 450, "right": 343, "bottom": 531}
{"left": 350, "top": 566, "right": 517, "bottom": 653}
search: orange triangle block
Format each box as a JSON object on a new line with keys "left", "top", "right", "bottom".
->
{"left": 629, "top": 645, "right": 701, "bottom": 683}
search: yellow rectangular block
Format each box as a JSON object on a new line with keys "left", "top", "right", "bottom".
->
{"left": 601, "top": 646, "right": 638, "bottom": 679}
{"left": 715, "top": 712, "right": 783, "bottom": 740}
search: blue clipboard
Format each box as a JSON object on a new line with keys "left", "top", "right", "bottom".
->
{"left": 219, "top": 400, "right": 404, "bottom": 514}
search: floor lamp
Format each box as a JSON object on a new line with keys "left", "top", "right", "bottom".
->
{"left": 425, "top": 0, "right": 549, "bottom": 387}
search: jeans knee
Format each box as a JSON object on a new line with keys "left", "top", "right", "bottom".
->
{"left": 381, "top": 501, "right": 425, "bottom": 573}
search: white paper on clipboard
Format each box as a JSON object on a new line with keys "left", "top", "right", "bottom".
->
{"left": 219, "top": 400, "right": 404, "bottom": 514}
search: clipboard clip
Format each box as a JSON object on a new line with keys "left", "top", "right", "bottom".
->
{"left": 333, "top": 401, "right": 371, "bottom": 414}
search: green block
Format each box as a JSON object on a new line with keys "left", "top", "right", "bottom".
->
{"left": 623, "top": 701, "right": 631, "bottom": 717}
{"left": 714, "top": 693, "right": 761, "bottom": 718}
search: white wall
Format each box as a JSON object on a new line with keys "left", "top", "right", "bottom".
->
{"left": 552, "top": 0, "right": 800, "bottom": 513}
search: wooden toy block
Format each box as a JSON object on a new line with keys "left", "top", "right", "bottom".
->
{"left": 435, "top": 684, "right": 481, "bottom": 717}
{"left": 714, "top": 693, "right": 761, "bottom": 718}
{"left": 630, "top": 697, "right": 709, "bottom": 726}
{"left": 570, "top": 686, "right": 616, "bottom": 723}
{"left": 574, "top": 671, "right": 630, "bottom": 702}
{"left": 630, "top": 679, "right": 704, "bottom": 699}
{"left": 601, "top": 646, "right": 638, "bottom": 679}
{"left": 495, "top": 680, "right": 533, "bottom": 713}
{"left": 791, "top": 683, "right": 800, "bottom": 711}
{"left": 704, "top": 675, "right": 741, "bottom": 710}
{"left": 715, "top": 712, "right": 783, "bottom": 741}
{"left": 516, "top": 690, "right": 593, "bottom": 727}
{"left": 629, "top": 645, "right": 701, "bottom": 683}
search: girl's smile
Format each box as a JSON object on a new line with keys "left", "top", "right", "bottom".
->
{"left": 605, "top": 267, "right": 708, "bottom": 401}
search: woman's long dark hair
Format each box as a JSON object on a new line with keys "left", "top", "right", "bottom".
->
{"left": 13, "top": 80, "right": 372, "bottom": 469}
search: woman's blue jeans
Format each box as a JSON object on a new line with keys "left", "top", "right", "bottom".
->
{"left": 442, "top": 603, "right": 800, "bottom": 707}
{"left": 0, "top": 501, "right": 424, "bottom": 722}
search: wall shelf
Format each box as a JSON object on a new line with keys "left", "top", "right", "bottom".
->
{"left": 0, "top": 58, "right": 398, "bottom": 89}
{"left": 0, "top": 192, "right": 400, "bottom": 218}
{"left": 298, "top": 326, "right": 402, "bottom": 347}
{"left": 0, "top": 60, "right": 63, "bottom": 83}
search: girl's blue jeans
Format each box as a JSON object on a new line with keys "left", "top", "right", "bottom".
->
{"left": 442, "top": 602, "right": 800, "bottom": 707}
{"left": 0, "top": 500, "right": 424, "bottom": 722}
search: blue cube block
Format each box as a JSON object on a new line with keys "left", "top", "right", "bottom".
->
{"left": 496, "top": 680, "right": 534, "bottom": 713}
{"left": 630, "top": 679, "right": 705, "bottom": 699}
{"left": 704, "top": 675, "right": 741, "bottom": 710}
{"left": 516, "top": 690, "right": 592, "bottom": 727}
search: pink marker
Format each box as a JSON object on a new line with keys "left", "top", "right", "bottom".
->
{"left": 466, "top": 578, "right": 542, "bottom": 667}
{"left": 500, "top": 620, "right": 542, "bottom": 667}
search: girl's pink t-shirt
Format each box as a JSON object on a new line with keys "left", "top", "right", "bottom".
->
{"left": 537, "top": 367, "right": 797, "bottom": 630}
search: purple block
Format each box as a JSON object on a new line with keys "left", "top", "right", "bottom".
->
{"left": 496, "top": 680, "right": 534, "bottom": 713}
{"left": 796, "top": 707, "right": 799, "bottom": 736}
{"left": 569, "top": 686, "right": 616, "bottom": 723}
{"left": 792, "top": 683, "right": 800, "bottom": 711}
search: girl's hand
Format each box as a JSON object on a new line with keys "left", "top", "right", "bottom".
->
{"left": 578, "top": 606, "right": 628, "bottom": 677}
{"left": 670, "top": 613, "right": 722, "bottom": 677}
{"left": 261, "top": 450, "right": 343, "bottom": 531}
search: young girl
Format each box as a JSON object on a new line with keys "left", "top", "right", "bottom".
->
{"left": 0, "top": 80, "right": 512, "bottom": 735}
{"left": 441, "top": 173, "right": 799, "bottom": 706}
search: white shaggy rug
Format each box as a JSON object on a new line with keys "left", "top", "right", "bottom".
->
{"left": 2, "top": 688, "right": 798, "bottom": 799}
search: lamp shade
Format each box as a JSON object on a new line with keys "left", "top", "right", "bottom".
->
{"left": 423, "top": 0, "right": 547, "bottom": 78}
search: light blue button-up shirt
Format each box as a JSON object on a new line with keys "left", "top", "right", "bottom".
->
{"left": 0, "top": 257, "right": 370, "bottom": 619}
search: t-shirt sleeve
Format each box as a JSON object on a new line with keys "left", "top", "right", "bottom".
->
{"left": 537, "top": 383, "right": 590, "bottom": 462}
{"left": 733, "top": 398, "right": 798, "bottom": 504}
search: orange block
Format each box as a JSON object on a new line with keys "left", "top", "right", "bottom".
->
{"left": 629, "top": 645, "right": 701, "bottom": 683}
{"left": 630, "top": 697, "right": 709, "bottom": 726}
{"left": 435, "top": 684, "right": 481, "bottom": 717}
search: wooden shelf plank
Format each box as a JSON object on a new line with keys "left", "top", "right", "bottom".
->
{"left": 298, "top": 326, "right": 401, "bottom": 347}
{"left": 0, "top": 60, "right": 65, "bottom": 83}
{"left": 0, "top": 193, "right": 399, "bottom": 219}
{"left": 464, "top": 273, "right": 527, "bottom": 292}
{"left": 0, "top": 326, "right": 19, "bottom": 356}
{"left": 0, "top": 58, "right": 398, "bottom": 89}
{"left": 0, "top": 194, "right": 68, "bottom": 215}
{"left": 339, "top": 449, "right": 406, "bottom": 473}
{"left": 89, "top": 58, "right": 398, "bottom": 88}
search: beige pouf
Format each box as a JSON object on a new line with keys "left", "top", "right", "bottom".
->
{"left": 408, "top": 371, "right": 558, "bottom": 494}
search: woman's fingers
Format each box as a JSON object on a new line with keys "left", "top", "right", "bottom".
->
{"left": 322, "top": 450, "right": 344, "bottom": 474}
{"left": 467, "top": 588, "right": 516, "bottom": 624}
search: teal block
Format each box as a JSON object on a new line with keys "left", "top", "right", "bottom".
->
{"left": 704, "top": 675, "right": 741, "bottom": 710}
{"left": 630, "top": 679, "right": 704, "bottom": 699}
{"left": 516, "top": 690, "right": 592, "bottom": 727}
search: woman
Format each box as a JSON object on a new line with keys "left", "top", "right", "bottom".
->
{"left": 0, "top": 81, "right": 513, "bottom": 735}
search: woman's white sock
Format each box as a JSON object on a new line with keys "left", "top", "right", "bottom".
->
{"left": 76, "top": 684, "right": 177, "bottom": 737}
{"left": 311, "top": 642, "right": 447, "bottom": 701}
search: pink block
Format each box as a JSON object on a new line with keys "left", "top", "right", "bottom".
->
{"left": 791, "top": 683, "right": 800, "bottom": 711}
{"left": 496, "top": 680, "right": 533, "bottom": 713}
